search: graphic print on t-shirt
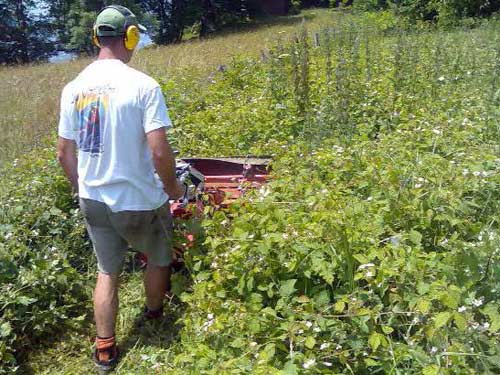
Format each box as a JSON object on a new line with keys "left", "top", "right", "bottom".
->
{"left": 75, "top": 92, "right": 109, "bottom": 154}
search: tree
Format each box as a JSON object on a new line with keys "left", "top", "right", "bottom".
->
{"left": 63, "top": 0, "right": 145, "bottom": 55}
{"left": 0, "top": 0, "right": 56, "bottom": 64}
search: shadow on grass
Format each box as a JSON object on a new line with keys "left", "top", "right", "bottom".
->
{"left": 117, "top": 295, "right": 185, "bottom": 361}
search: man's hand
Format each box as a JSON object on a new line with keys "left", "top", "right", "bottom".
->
{"left": 57, "top": 137, "right": 79, "bottom": 194}
{"left": 165, "top": 179, "right": 185, "bottom": 200}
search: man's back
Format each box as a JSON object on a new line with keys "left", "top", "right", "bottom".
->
{"left": 59, "top": 59, "right": 171, "bottom": 212}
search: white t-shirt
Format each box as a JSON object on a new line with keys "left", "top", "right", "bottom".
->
{"left": 58, "top": 59, "right": 171, "bottom": 212}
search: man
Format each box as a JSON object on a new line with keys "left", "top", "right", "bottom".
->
{"left": 57, "top": 5, "right": 184, "bottom": 372}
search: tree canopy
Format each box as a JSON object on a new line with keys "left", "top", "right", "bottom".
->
{"left": 1, "top": 0, "right": 500, "bottom": 64}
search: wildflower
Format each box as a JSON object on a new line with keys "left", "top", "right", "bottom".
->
{"left": 303, "top": 359, "right": 316, "bottom": 369}
{"left": 473, "top": 171, "right": 481, "bottom": 177}
{"left": 365, "top": 271, "right": 374, "bottom": 277}
{"left": 322, "top": 362, "right": 333, "bottom": 367}
{"left": 336, "top": 344, "right": 343, "bottom": 350}
{"left": 437, "top": 76, "right": 445, "bottom": 82}
{"left": 207, "top": 313, "right": 214, "bottom": 320}
{"left": 458, "top": 306, "right": 467, "bottom": 313}
{"left": 430, "top": 347, "right": 438, "bottom": 354}
{"left": 5, "top": 232, "right": 13, "bottom": 240}
{"left": 313, "top": 327, "right": 321, "bottom": 333}
{"left": 472, "top": 297, "right": 484, "bottom": 307}
{"left": 366, "top": 196, "right": 373, "bottom": 201}
{"left": 320, "top": 343, "right": 330, "bottom": 350}
{"left": 250, "top": 342, "right": 258, "bottom": 348}
{"left": 332, "top": 145, "right": 344, "bottom": 153}
{"left": 462, "top": 169, "right": 469, "bottom": 176}
{"left": 305, "top": 321, "right": 313, "bottom": 328}
{"left": 358, "top": 263, "right": 375, "bottom": 270}
{"left": 432, "top": 128, "right": 442, "bottom": 135}
{"left": 414, "top": 183, "right": 423, "bottom": 188}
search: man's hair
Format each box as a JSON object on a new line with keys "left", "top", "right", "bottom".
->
{"left": 98, "top": 35, "right": 124, "bottom": 48}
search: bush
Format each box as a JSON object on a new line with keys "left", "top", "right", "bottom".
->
{"left": 0, "top": 147, "right": 92, "bottom": 372}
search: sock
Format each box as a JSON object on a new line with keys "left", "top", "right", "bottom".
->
{"left": 95, "top": 335, "right": 116, "bottom": 362}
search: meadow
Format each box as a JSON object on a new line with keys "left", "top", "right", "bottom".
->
{"left": 0, "top": 10, "right": 329, "bottom": 166}
{"left": 0, "top": 8, "right": 499, "bottom": 374}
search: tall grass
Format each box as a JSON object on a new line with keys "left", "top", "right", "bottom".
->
{"left": 0, "top": 10, "right": 335, "bottom": 167}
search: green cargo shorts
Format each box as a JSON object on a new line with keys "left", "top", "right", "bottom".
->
{"left": 80, "top": 198, "right": 173, "bottom": 274}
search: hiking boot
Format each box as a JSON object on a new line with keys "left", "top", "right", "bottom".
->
{"left": 143, "top": 305, "right": 164, "bottom": 320}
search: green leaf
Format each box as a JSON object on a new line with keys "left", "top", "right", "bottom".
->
{"left": 279, "top": 279, "right": 297, "bottom": 297}
{"left": 434, "top": 312, "right": 452, "bottom": 328}
{"left": 453, "top": 313, "right": 467, "bottom": 331}
{"left": 0, "top": 322, "right": 12, "bottom": 338}
{"left": 422, "top": 365, "right": 440, "bottom": 375}
{"left": 381, "top": 325, "right": 394, "bottom": 334}
{"left": 368, "top": 332, "right": 382, "bottom": 351}
{"left": 482, "top": 303, "right": 500, "bottom": 332}
{"left": 417, "top": 299, "right": 431, "bottom": 314}
{"left": 334, "top": 301, "right": 345, "bottom": 313}
{"left": 364, "top": 358, "right": 379, "bottom": 367}
{"left": 305, "top": 336, "right": 316, "bottom": 349}
{"left": 409, "top": 230, "right": 422, "bottom": 246}
{"left": 282, "top": 361, "right": 298, "bottom": 375}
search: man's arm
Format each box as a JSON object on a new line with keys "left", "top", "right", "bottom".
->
{"left": 146, "top": 128, "right": 184, "bottom": 200}
{"left": 57, "top": 136, "right": 79, "bottom": 194}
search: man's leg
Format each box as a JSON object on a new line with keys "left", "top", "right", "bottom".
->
{"left": 94, "top": 272, "right": 119, "bottom": 338}
{"left": 144, "top": 264, "right": 170, "bottom": 311}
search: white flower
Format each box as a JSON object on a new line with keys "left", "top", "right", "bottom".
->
{"left": 366, "top": 196, "right": 373, "bottom": 201}
{"left": 473, "top": 171, "right": 481, "bottom": 177}
{"left": 322, "top": 362, "right": 333, "bottom": 367}
{"left": 358, "top": 263, "right": 375, "bottom": 270}
{"left": 259, "top": 186, "right": 270, "bottom": 198}
{"left": 5, "top": 232, "right": 13, "bottom": 240}
{"left": 365, "top": 271, "right": 374, "bottom": 277}
{"left": 336, "top": 344, "right": 343, "bottom": 350}
{"left": 305, "top": 321, "right": 313, "bottom": 328}
{"left": 437, "top": 76, "right": 445, "bottom": 82}
{"left": 313, "top": 327, "right": 321, "bottom": 332}
{"left": 430, "top": 346, "right": 438, "bottom": 354}
{"left": 414, "top": 183, "right": 423, "bottom": 188}
{"left": 432, "top": 128, "right": 442, "bottom": 135}
{"left": 472, "top": 297, "right": 484, "bottom": 307}
{"left": 297, "top": 329, "right": 304, "bottom": 334}
{"left": 320, "top": 343, "right": 330, "bottom": 350}
{"left": 462, "top": 169, "right": 469, "bottom": 176}
{"left": 282, "top": 233, "right": 289, "bottom": 240}
{"left": 249, "top": 341, "right": 258, "bottom": 347}
{"left": 458, "top": 306, "right": 467, "bottom": 313}
{"left": 207, "top": 313, "right": 214, "bottom": 320}
{"left": 332, "top": 145, "right": 344, "bottom": 154}
{"left": 303, "top": 359, "right": 316, "bottom": 369}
